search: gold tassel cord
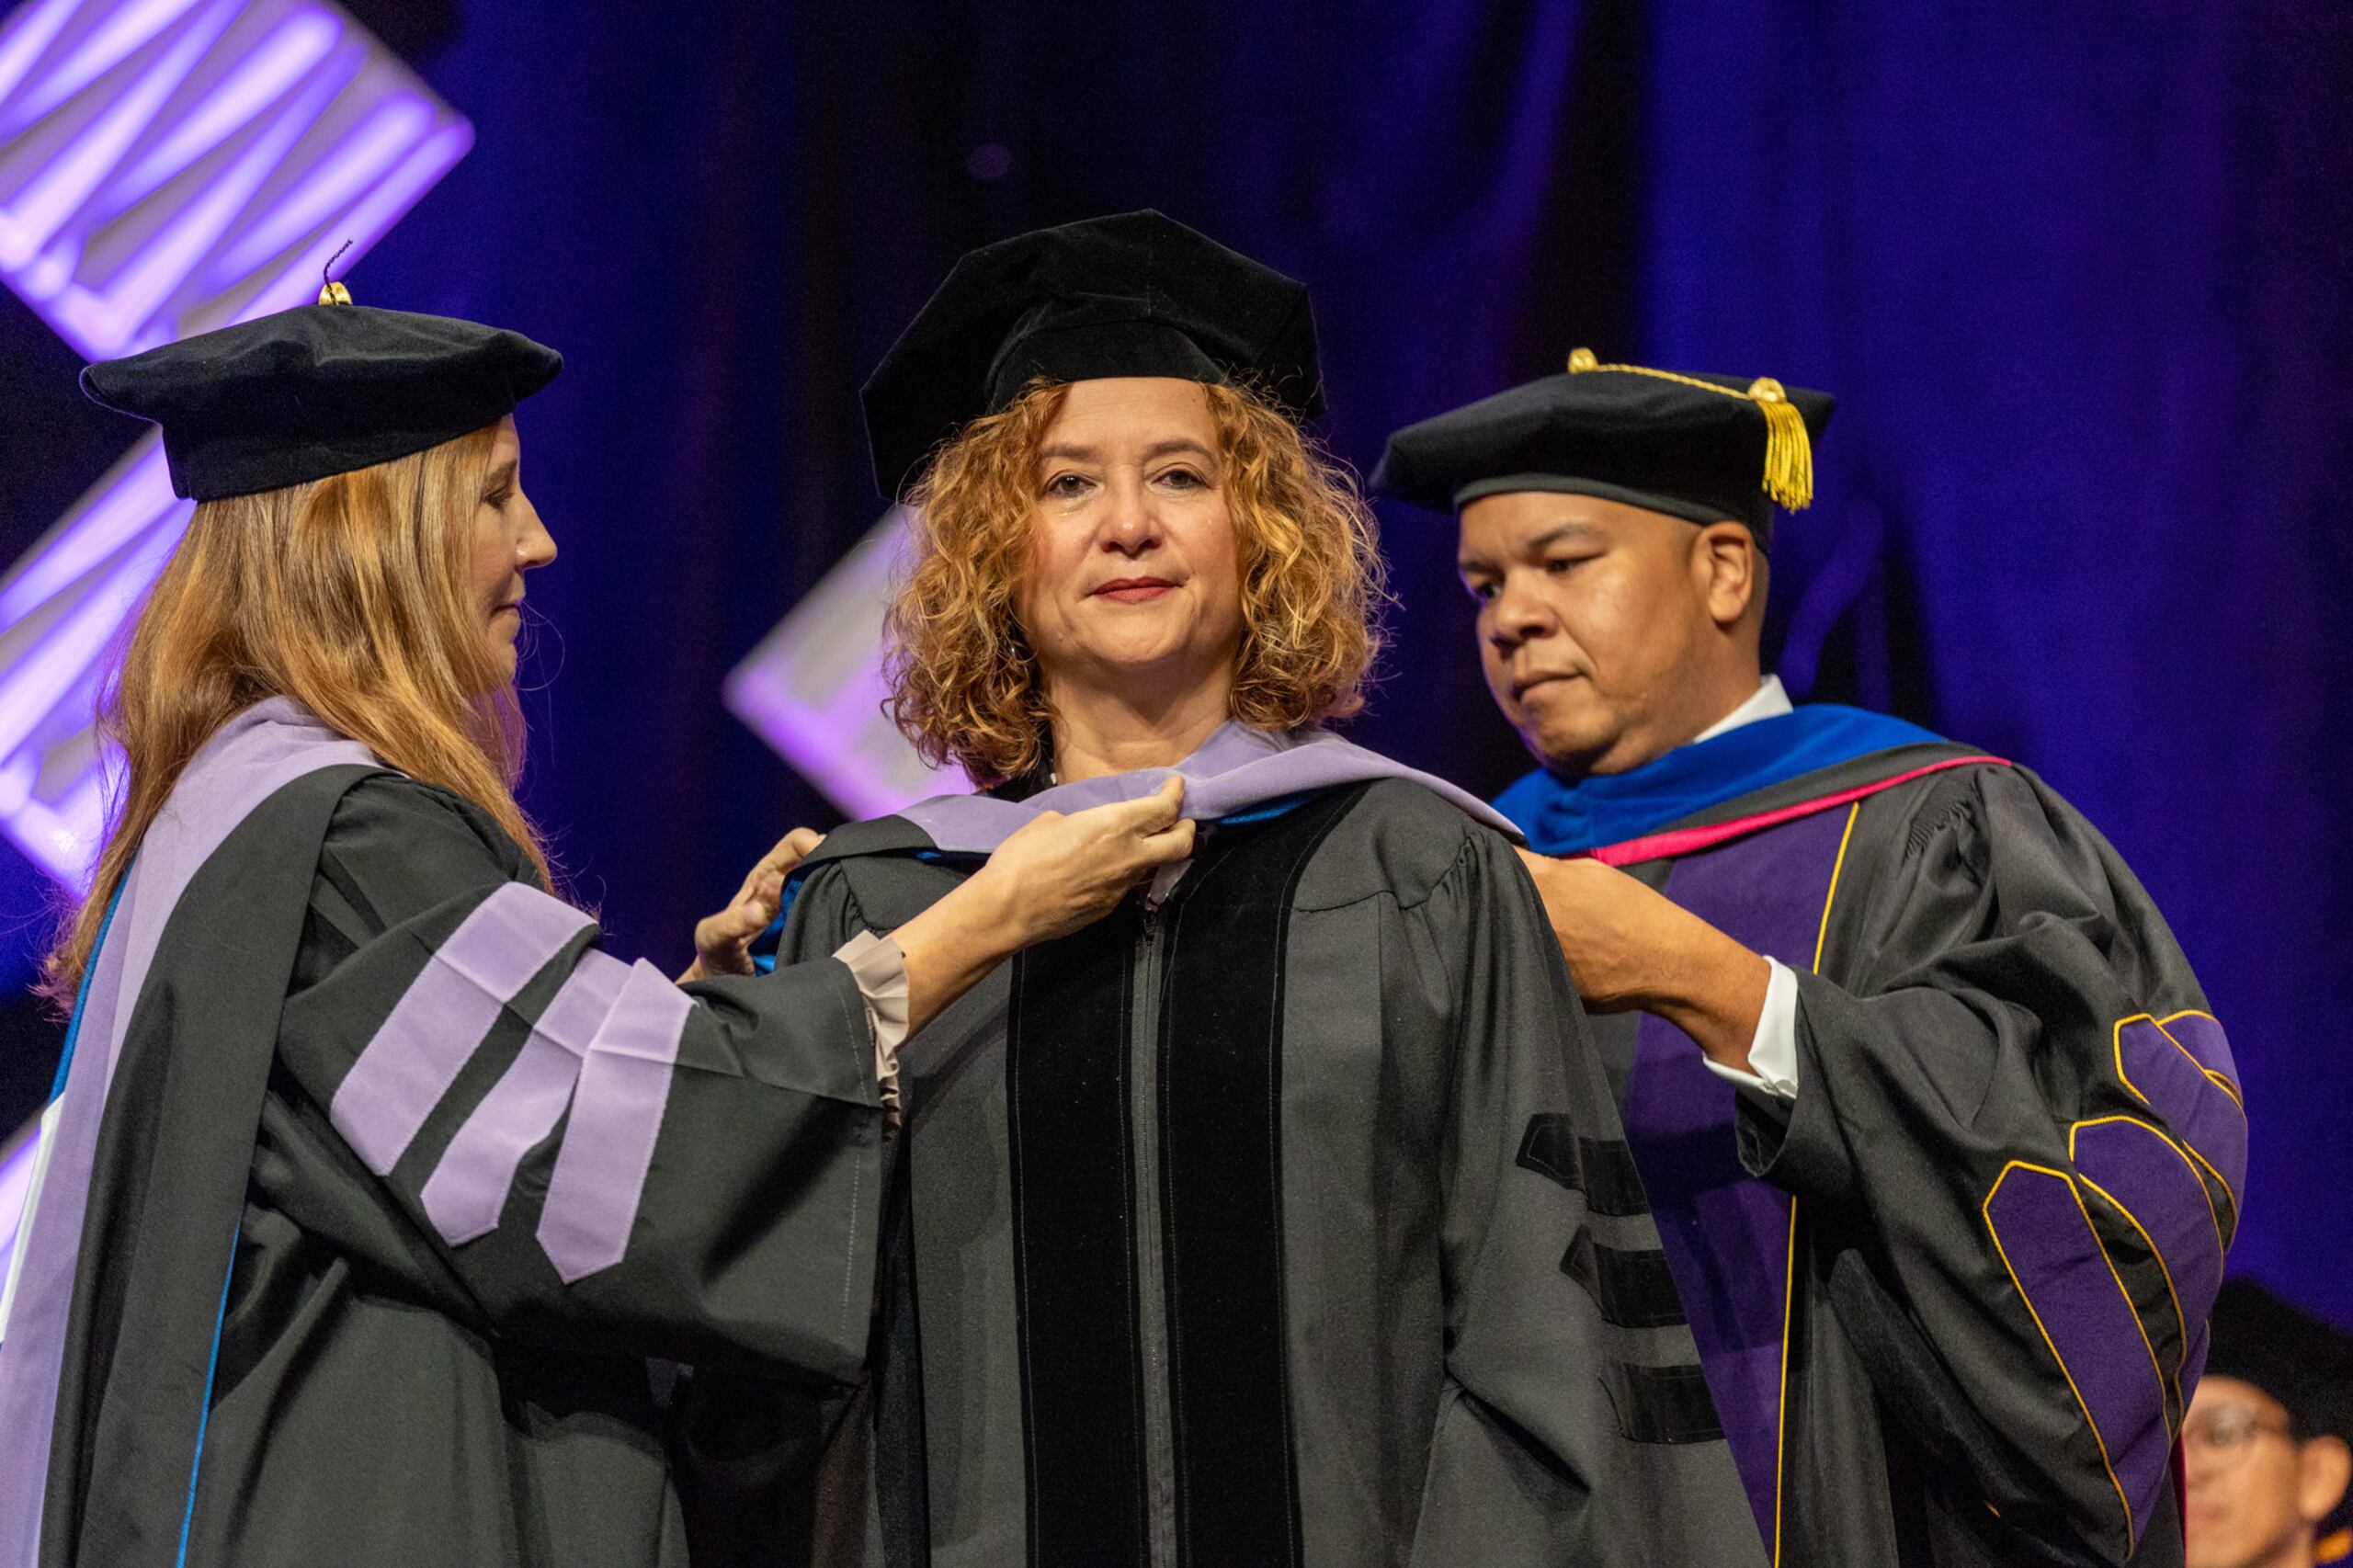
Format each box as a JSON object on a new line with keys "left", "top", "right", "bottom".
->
{"left": 318, "top": 237, "right": 354, "bottom": 305}
{"left": 1566, "top": 348, "right": 1815, "bottom": 510}
{"left": 1749, "top": 384, "right": 1813, "bottom": 511}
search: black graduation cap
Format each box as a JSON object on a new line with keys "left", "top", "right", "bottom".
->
{"left": 81, "top": 291, "right": 562, "bottom": 502}
{"left": 2207, "top": 1278, "right": 2353, "bottom": 1445}
{"left": 1370, "top": 347, "right": 1835, "bottom": 549}
{"left": 861, "top": 210, "right": 1323, "bottom": 500}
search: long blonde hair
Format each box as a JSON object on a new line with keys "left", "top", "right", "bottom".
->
{"left": 44, "top": 424, "right": 551, "bottom": 1003}
{"left": 885, "top": 379, "right": 1389, "bottom": 784}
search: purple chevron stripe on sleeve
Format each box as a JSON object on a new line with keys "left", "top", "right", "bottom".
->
{"left": 2070, "top": 1118, "right": 2227, "bottom": 1394}
{"left": 534, "top": 960, "right": 692, "bottom": 1283}
{"left": 2154, "top": 1012, "right": 2240, "bottom": 1091}
{"left": 419, "top": 946, "right": 630, "bottom": 1246}
{"left": 1986, "top": 1164, "right": 2174, "bottom": 1550}
{"left": 2114, "top": 1016, "right": 2247, "bottom": 1207}
{"left": 329, "top": 882, "right": 592, "bottom": 1176}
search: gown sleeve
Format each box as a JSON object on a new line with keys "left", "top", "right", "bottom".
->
{"left": 1408, "top": 829, "right": 1762, "bottom": 1567}
{"left": 269, "top": 775, "right": 891, "bottom": 1381}
{"left": 663, "top": 854, "right": 898, "bottom": 1566}
{"left": 1742, "top": 763, "right": 2240, "bottom": 1564}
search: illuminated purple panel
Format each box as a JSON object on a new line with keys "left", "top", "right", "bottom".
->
{"left": 723, "top": 508, "right": 972, "bottom": 818}
{"left": 0, "top": 434, "right": 188, "bottom": 879}
{"left": 0, "top": 0, "right": 472, "bottom": 885}
{"left": 0, "top": 0, "right": 472, "bottom": 359}
{"left": 0, "top": 0, "right": 471, "bottom": 1320}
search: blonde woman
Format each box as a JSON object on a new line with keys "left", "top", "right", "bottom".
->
{"left": 722, "top": 214, "right": 1754, "bottom": 1565}
{"left": 0, "top": 299, "right": 1188, "bottom": 1568}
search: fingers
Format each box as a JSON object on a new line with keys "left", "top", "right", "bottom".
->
{"left": 692, "top": 827, "right": 826, "bottom": 981}
{"left": 756, "top": 826, "right": 824, "bottom": 879}
{"left": 690, "top": 914, "right": 751, "bottom": 979}
{"left": 1138, "top": 817, "right": 1197, "bottom": 866}
{"left": 1145, "top": 775, "right": 1185, "bottom": 824}
{"left": 1086, "top": 780, "right": 1193, "bottom": 869}
{"left": 1082, "top": 776, "right": 1185, "bottom": 834}
{"left": 695, "top": 904, "right": 761, "bottom": 954}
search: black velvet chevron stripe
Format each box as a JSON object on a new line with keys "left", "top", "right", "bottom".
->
{"left": 1606, "top": 1360, "right": 1727, "bottom": 1445}
{"left": 1156, "top": 786, "right": 1361, "bottom": 1568}
{"left": 1517, "top": 1114, "right": 1652, "bottom": 1217}
{"left": 873, "top": 1136, "right": 932, "bottom": 1568}
{"left": 1560, "top": 1227, "right": 1687, "bottom": 1329}
{"left": 1005, "top": 907, "right": 1149, "bottom": 1567}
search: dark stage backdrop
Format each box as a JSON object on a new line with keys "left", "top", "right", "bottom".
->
{"left": 4, "top": 3, "right": 2347, "bottom": 1317}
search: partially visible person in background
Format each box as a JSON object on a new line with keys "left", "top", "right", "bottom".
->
{"left": 2188, "top": 1279, "right": 2353, "bottom": 1568}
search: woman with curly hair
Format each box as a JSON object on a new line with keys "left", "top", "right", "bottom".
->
{"left": 710, "top": 213, "right": 1753, "bottom": 1565}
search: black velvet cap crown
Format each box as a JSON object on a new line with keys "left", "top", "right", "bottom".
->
{"left": 81, "top": 303, "right": 563, "bottom": 502}
{"left": 2207, "top": 1278, "right": 2353, "bottom": 1444}
{"left": 1370, "top": 352, "right": 1834, "bottom": 550}
{"left": 861, "top": 210, "right": 1324, "bottom": 499}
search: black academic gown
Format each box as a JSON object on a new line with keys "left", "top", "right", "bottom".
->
{"left": 0, "top": 701, "right": 890, "bottom": 1567}
{"left": 680, "top": 723, "right": 1759, "bottom": 1568}
{"left": 1519, "top": 737, "right": 2240, "bottom": 1568}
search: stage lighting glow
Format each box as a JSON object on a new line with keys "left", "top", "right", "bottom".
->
{"left": 0, "top": 0, "right": 472, "bottom": 885}
{"left": 0, "top": 0, "right": 471, "bottom": 1287}
{"left": 723, "top": 509, "right": 971, "bottom": 819}
{"left": 0, "top": 0, "right": 471, "bottom": 359}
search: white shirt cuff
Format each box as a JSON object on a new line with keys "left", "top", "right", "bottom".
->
{"left": 834, "top": 930, "right": 909, "bottom": 1111}
{"left": 1702, "top": 956, "right": 1801, "bottom": 1098}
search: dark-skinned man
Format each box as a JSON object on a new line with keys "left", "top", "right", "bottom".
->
{"left": 1373, "top": 349, "right": 2244, "bottom": 1568}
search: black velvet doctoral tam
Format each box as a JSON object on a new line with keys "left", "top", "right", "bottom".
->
{"left": 2206, "top": 1278, "right": 2353, "bottom": 1444}
{"left": 81, "top": 304, "right": 563, "bottom": 501}
{"left": 861, "top": 209, "right": 1323, "bottom": 500}
{"left": 1372, "top": 358, "right": 1834, "bottom": 548}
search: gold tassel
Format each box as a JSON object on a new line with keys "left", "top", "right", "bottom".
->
{"left": 1563, "top": 348, "right": 1815, "bottom": 510}
{"left": 1747, "top": 378, "right": 1813, "bottom": 510}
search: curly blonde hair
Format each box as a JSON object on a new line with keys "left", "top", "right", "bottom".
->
{"left": 884, "top": 379, "right": 1387, "bottom": 785}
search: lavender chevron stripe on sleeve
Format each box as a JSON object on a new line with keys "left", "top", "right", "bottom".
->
{"left": 420, "top": 947, "right": 631, "bottom": 1246}
{"left": 536, "top": 960, "right": 694, "bottom": 1282}
{"left": 330, "top": 883, "right": 595, "bottom": 1176}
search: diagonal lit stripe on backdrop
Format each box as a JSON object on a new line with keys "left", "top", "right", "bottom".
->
{"left": 0, "top": 0, "right": 472, "bottom": 881}
{"left": 0, "top": 0, "right": 471, "bottom": 1299}
{"left": 722, "top": 506, "right": 971, "bottom": 820}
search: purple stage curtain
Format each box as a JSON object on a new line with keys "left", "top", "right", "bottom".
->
{"left": 1631, "top": 4, "right": 2353, "bottom": 1315}
{"left": 5, "top": 0, "right": 2345, "bottom": 1317}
